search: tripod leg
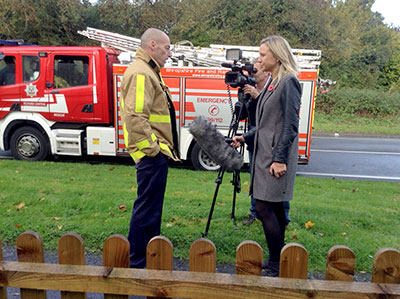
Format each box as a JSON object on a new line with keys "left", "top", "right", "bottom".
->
{"left": 230, "top": 170, "right": 240, "bottom": 230}
{"left": 202, "top": 168, "right": 225, "bottom": 237}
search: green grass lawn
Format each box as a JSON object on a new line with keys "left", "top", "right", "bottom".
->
{"left": 312, "top": 111, "right": 400, "bottom": 136}
{"left": 0, "top": 159, "right": 399, "bottom": 273}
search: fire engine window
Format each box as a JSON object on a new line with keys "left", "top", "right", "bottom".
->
{"left": 23, "top": 56, "right": 40, "bottom": 83}
{"left": 54, "top": 55, "right": 89, "bottom": 89}
{"left": 0, "top": 56, "right": 16, "bottom": 86}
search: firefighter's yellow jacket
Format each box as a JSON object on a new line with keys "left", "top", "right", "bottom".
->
{"left": 120, "top": 47, "right": 179, "bottom": 163}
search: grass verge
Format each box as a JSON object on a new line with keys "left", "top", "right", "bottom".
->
{"left": 312, "top": 111, "right": 400, "bottom": 136}
{"left": 0, "top": 159, "right": 399, "bottom": 272}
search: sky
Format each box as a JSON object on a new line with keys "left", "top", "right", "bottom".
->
{"left": 371, "top": 0, "right": 400, "bottom": 27}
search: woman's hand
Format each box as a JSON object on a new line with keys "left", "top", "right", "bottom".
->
{"left": 230, "top": 135, "right": 244, "bottom": 148}
{"left": 270, "top": 162, "right": 287, "bottom": 178}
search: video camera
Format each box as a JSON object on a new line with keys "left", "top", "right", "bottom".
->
{"left": 223, "top": 49, "right": 256, "bottom": 89}
{"left": 222, "top": 49, "right": 256, "bottom": 103}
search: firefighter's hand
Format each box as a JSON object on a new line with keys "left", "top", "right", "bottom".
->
{"left": 270, "top": 162, "right": 287, "bottom": 178}
{"left": 230, "top": 135, "right": 244, "bottom": 148}
{"left": 243, "top": 84, "right": 259, "bottom": 99}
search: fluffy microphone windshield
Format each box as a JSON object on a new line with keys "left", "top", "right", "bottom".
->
{"left": 189, "top": 116, "right": 243, "bottom": 171}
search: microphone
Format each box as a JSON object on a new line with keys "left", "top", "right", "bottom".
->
{"left": 189, "top": 116, "right": 243, "bottom": 171}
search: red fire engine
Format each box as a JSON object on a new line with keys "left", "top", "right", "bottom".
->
{"left": 0, "top": 28, "right": 320, "bottom": 170}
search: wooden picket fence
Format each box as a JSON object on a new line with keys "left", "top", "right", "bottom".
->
{"left": 0, "top": 231, "right": 400, "bottom": 298}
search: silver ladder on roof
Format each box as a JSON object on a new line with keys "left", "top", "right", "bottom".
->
{"left": 78, "top": 27, "right": 321, "bottom": 69}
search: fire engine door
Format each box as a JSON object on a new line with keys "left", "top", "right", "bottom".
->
{"left": 46, "top": 54, "right": 93, "bottom": 122}
{"left": 19, "top": 54, "right": 49, "bottom": 119}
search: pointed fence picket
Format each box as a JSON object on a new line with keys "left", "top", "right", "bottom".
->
{"left": 0, "top": 231, "right": 399, "bottom": 298}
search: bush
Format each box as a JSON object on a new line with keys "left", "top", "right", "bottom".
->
{"left": 315, "top": 88, "right": 400, "bottom": 117}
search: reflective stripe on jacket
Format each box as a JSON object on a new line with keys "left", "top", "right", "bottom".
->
{"left": 120, "top": 47, "right": 179, "bottom": 163}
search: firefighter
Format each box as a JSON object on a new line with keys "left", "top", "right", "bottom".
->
{"left": 120, "top": 28, "right": 180, "bottom": 268}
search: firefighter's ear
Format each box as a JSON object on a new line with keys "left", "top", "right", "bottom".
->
{"left": 149, "top": 40, "right": 157, "bottom": 50}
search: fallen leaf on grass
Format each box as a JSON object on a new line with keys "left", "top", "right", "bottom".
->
{"left": 292, "top": 235, "right": 298, "bottom": 240}
{"left": 16, "top": 202, "right": 25, "bottom": 210}
{"left": 57, "top": 225, "right": 62, "bottom": 231}
{"left": 15, "top": 224, "right": 23, "bottom": 228}
{"left": 217, "top": 202, "right": 226, "bottom": 206}
{"left": 345, "top": 221, "right": 349, "bottom": 227}
{"left": 39, "top": 197, "right": 46, "bottom": 201}
{"left": 119, "top": 205, "right": 127, "bottom": 211}
{"left": 54, "top": 217, "right": 61, "bottom": 221}
{"left": 341, "top": 232, "right": 347, "bottom": 236}
{"left": 130, "top": 186, "right": 135, "bottom": 191}
{"left": 305, "top": 221, "right": 315, "bottom": 229}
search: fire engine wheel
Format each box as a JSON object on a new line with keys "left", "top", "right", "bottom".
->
{"left": 191, "top": 143, "right": 220, "bottom": 171}
{"left": 10, "top": 127, "right": 49, "bottom": 161}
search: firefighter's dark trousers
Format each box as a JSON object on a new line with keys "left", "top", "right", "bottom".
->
{"left": 128, "top": 153, "right": 168, "bottom": 268}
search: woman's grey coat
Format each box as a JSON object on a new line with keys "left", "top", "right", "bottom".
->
{"left": 249, "top": 74, "right": 301, "bottom": 202}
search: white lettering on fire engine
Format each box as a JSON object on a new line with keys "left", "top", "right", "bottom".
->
{"left": 197, "top": 97, "right": 228, "bottom": 104}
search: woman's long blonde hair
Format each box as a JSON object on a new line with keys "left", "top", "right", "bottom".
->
{"left": 260, "top": 36, "right": 298, "bottom": 84}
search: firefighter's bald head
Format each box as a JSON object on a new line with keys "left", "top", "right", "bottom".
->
{"left": 141, "top": 28, "right": 171, "bottom": 68}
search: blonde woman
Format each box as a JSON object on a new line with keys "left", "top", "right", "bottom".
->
{"left": 232, "top": 36, "right": 301, "bottom": 276}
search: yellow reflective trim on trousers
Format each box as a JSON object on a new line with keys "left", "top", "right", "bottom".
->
{"left": 136, "top": 139, "right": 150, "bottom": 150}
{"left": 151, "top": 133, "right": 157, "bottom": 142}
{"left": 135, "top": 74, "right": 145, "bottom": 113}
{"left": 149, "top": 114, "right": 170, "bottom": 123}
{"left": 159, "top": 142, "right": 172, "bottom": 155}
{"left": 120, "top": 96, "right": 125, "bottom": 112}
{"left": 132, "top": 150, "right": 146, "bottom": 160}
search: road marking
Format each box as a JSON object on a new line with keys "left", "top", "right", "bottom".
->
{"left": 311, "top": 149, "right": 400, "bottom": 155}
{"left": 297, "top": 171, "right": 400, "bottom": 181}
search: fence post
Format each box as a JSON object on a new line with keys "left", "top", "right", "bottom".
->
{"left": 189, "top": 238, "right": 216, "bottom": 273}
{"left": 280, "top": 243, "right": 308, "bottom": 279}
{"left": 16, "top": 231, "right": 46, "bottom": 299}
{"left": 325, "top": 245, "right": 355, "bottom": 281}
{"left": 372, "top": 248, "right": 400, "bottom": 284}
{"left": 146, "top": 236, "right": 173, "bottom": 270}
{"left": 103, "top": 235, "right": 130, "bottom": 299}
{"left": 0, "top": 236, "right": 7, "bottom": 299}
{"left": 235, "top": 241, "right": 262, "bottom": 276}
{"left": 58, "top": 233, "right": 86, "bottom": 299}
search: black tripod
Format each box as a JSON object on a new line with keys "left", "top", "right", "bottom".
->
{"left": 202, "top": 95, "right": 248, "bottom": 237}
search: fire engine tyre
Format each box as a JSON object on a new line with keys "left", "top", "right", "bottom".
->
{"left": 10, "top": 127, "right": 49, "bottom": 161}
{"left": 190, "top": 143, "right": 220, "bottom": 171}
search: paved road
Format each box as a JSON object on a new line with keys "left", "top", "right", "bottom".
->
{"left": 297, "top": 135, "right": 400, "bottom": 182}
